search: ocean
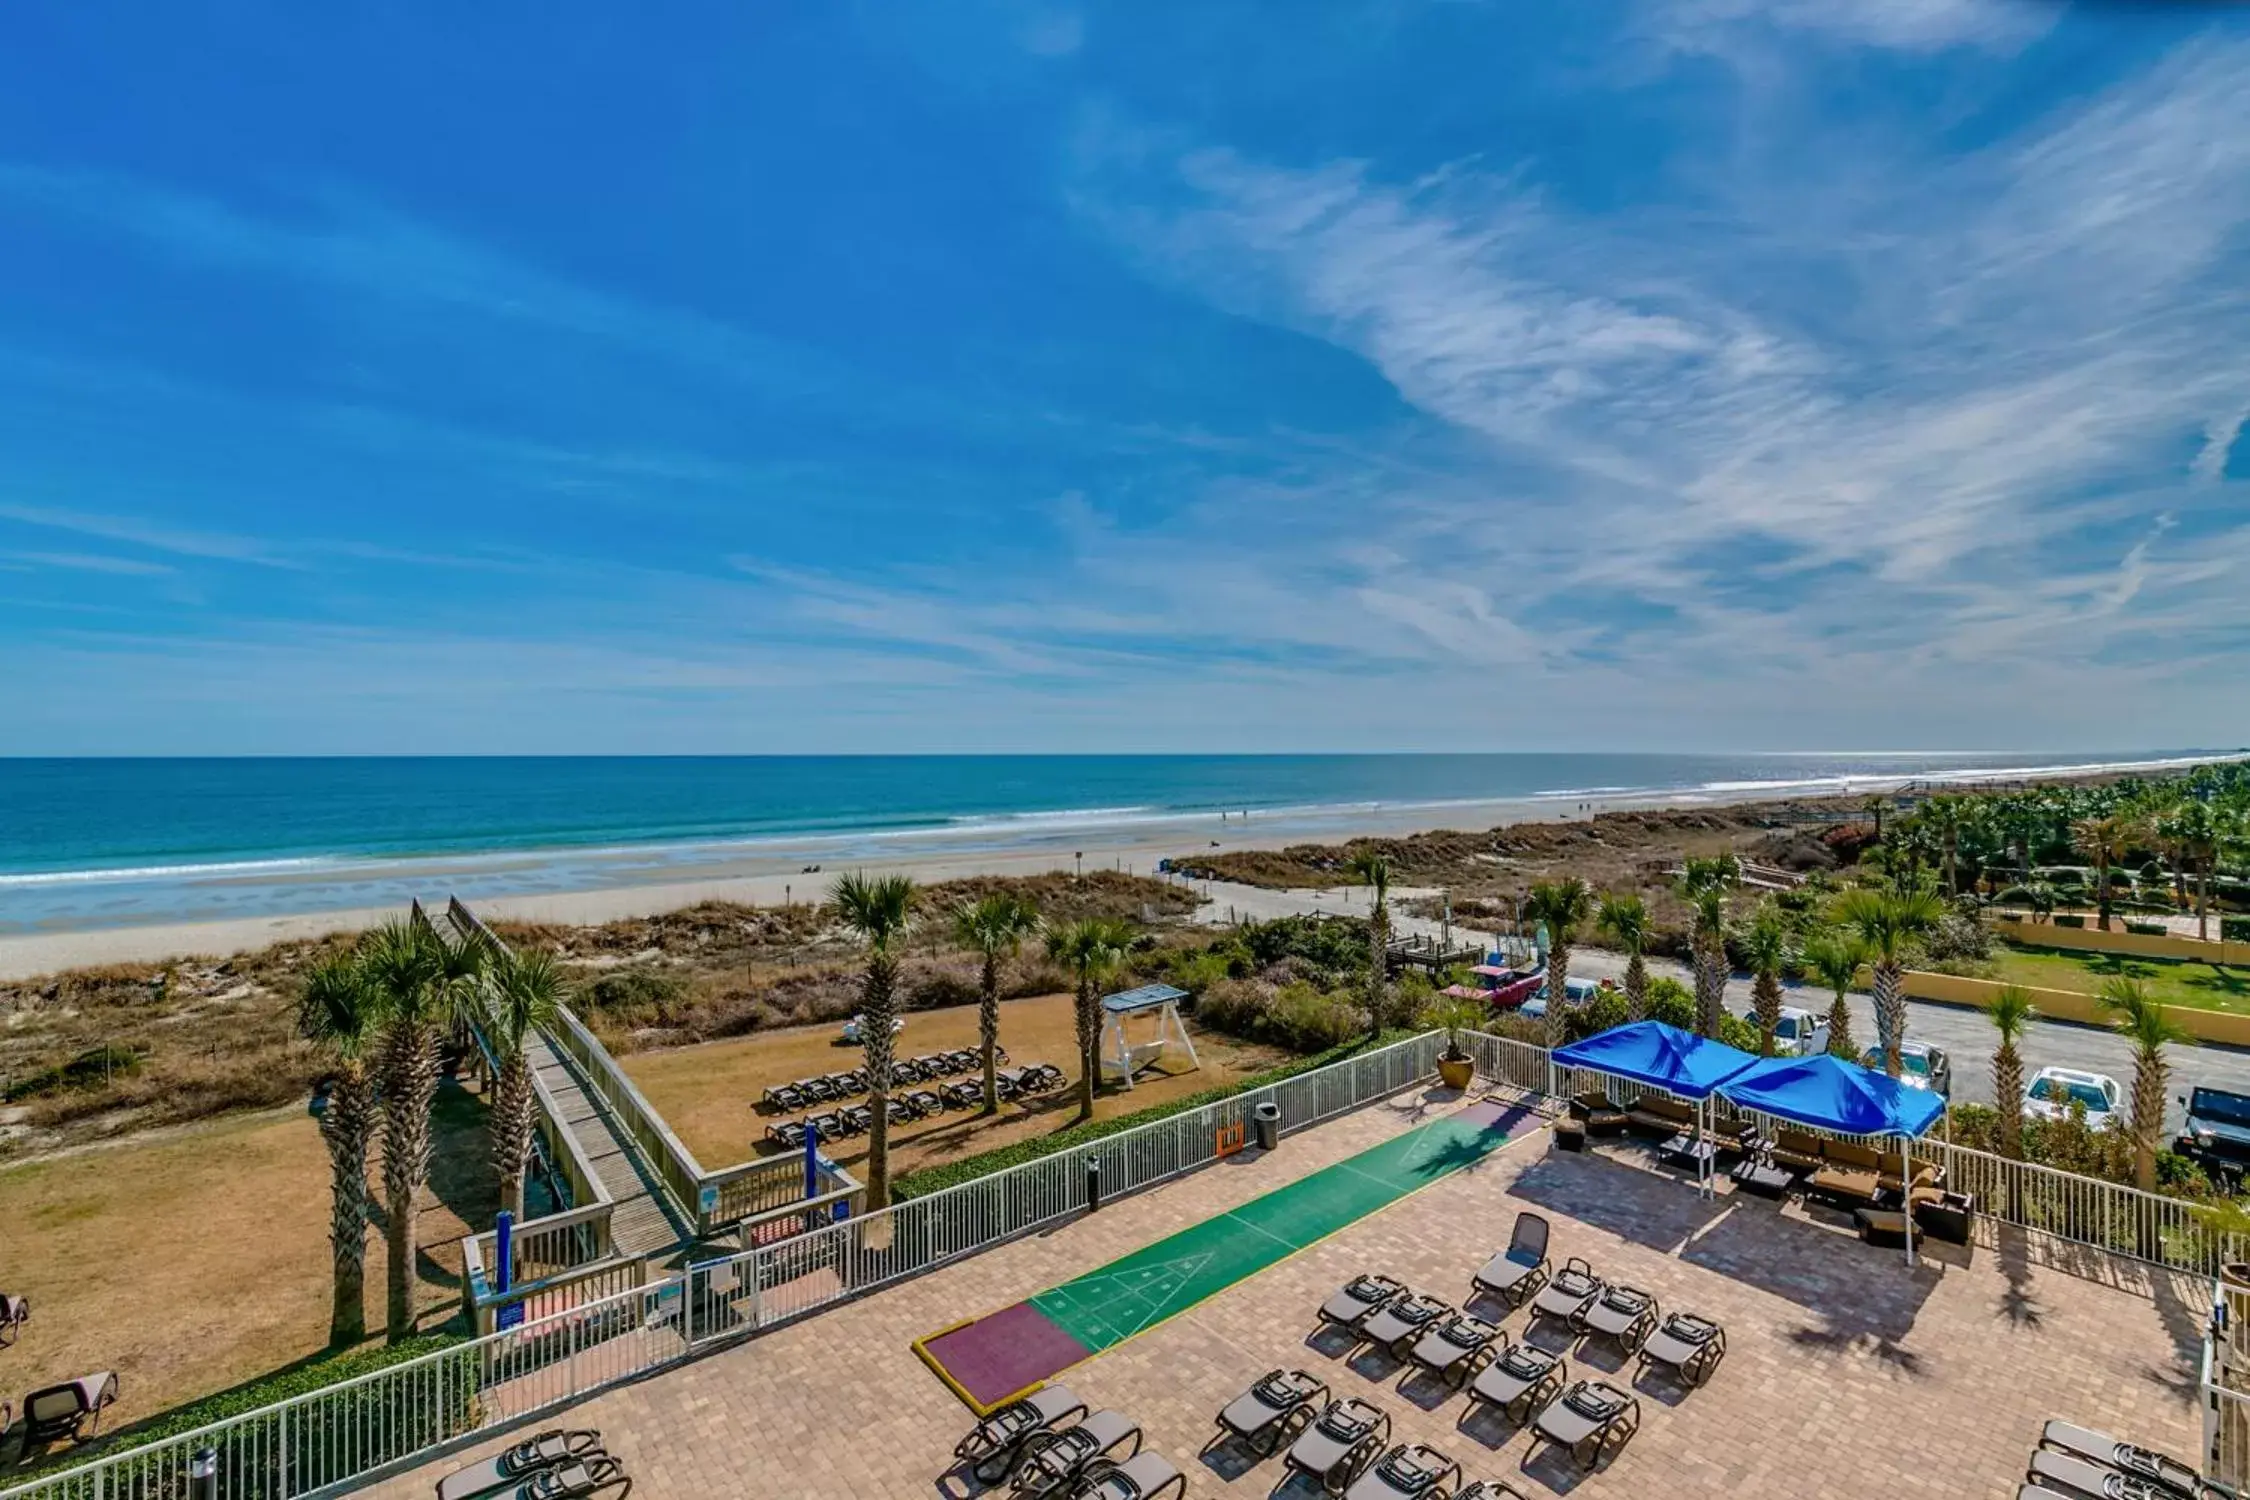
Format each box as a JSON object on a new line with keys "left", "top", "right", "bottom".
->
{"left": 0, "top": 752, "right": 2226, "bottom": 934}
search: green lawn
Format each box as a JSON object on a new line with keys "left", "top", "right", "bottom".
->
{"left": 1991, "top": 940, "right": 2250, "bottom": 1016}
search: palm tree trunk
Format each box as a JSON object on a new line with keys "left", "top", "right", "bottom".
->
{"left": 491, "top": 1055, "right": 535, "bottom": 1221}
{"left": 1544, "top": 941, "right": 1571, "bottom": 1050}
{"left": 1074, "top": 978, "right": 1099, "bottom": 1123}
{"left": 1992, "top": 1041, "right": 2024, "bottom": 1162}
{"left": 979, "top": 951, "right": 1002, "bottom": 1116}
{"left": 860, "top": 950, "right": 899, "bottom": 1210}
{"left": 1623, "top": 953, "right": 1647, "bottom": 1022}
{"left": 1753, "top": 971, "right": 1782, "bottom": 1057}
{"left": 1874, "top": 961, "right": 1906, "bottom": 1078}
{"left": 2199, "top": 862, "right": 2212, "bottom": 941}
{"left": 2131, "top": 1051, "right": 2166, "bottom": 1194}
{"left": 379, "top": 1020, "right": 440, "bottom": 1343}
{"left": 320, "top": 1063, "right": 378, "bottom": 1346}
{"left": 1366, "top": 905, "right": 1390, "bottom": 1036}
{"left": 1824, "top": 993, "right": 1855, "bottom": 1059}
{"left": 2096, "top": 862, "right": 2113, "bottom": 930}
{"left": 1694, "top": 939, "right": 1725, "bottom": 1037}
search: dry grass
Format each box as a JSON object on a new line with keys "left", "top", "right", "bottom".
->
{"left": 0, "top": 1077, "right": 497, "bottom": 1432}
{"left": 622, "top": 990, "right": 1291, "bottom": 1178}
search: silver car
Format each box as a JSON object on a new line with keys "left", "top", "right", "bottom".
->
{"left": 1862, "top": 1041, "right": 1952, "bottom": 1098}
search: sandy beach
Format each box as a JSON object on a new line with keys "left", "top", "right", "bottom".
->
{"left": 3, "top": 753, "right": 2228, "bottom": 981}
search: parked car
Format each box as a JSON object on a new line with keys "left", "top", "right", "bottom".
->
{"left": 1862, "top": 1040, "right": 1953, "bottom": 1099}
{"left": 840, "top": 1013, "right": 905, "bottom": 1045}
{"left": 1743, "top": 1005, "right": 1829, "bottom": 1058}
{"left": 1520, "top": 976, "right": 1602, "bottom": 1021}
{"left": 2024, "top": 1066, "right": 2121, "bottom": 1127}
{"left": 2178, "top": 1085, "right": 2250, "bottom": 1181}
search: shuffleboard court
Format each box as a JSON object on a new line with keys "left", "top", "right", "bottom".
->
{"left": 913, "top": 1097, "right": 1533, "bottom": 1412}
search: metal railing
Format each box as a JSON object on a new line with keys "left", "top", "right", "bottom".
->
{"left": 2204, "top": 1280, "right": 2250, "bottom": 1485}
{"left": 1909, "top": 1138, "right": 2225, "bottom": 1276}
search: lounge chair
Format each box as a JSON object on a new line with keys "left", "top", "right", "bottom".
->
{"left": 1637, "top": 1312, "right": 1726, "bottom": 1388}
{"left": 837, "top": 1104, "right": 873, "bottom": 1135}
{"left": 1407, "top": 1313, "right": 1503, "bottom": 1387}
{"left": 905, "top": 1088, "right": 945, "bottom": 1116}
{"left": 495, "top": 1457, "right": 629, "bottom": 1500}
{"left": 1023, "top": 1063, "right": 1064, "bottom": 1091}
{"left": 944, "top": 1048, "right": 979, "bottom": 1073}
{"left": 1285, "top": 1399, "right": 1391, "bottom": 1493}
{"left": 1358, "top": 1292, "right": 1452, "bottom": 1358}
{"left": 1526, "top": 1258, "right": 1603, "bottom": 1327}
{"left": 940, "top": 1080, "right": 984, "bottom": 1110}
{"left": 437, "top": 1430, "right": 603, "bottom": 1500}
{"left": 1471, "top": 1212, "right": 1551, "bottom": 1308}
{"left": 804, "top": 1111, "right": 844, "bottom": 1141}
{"left": 1526, "top": 1381, "right": 1640, "bottom": 1472}
{"left": 1010, "top": 1408, "right": 1141, "bottom": 1498}
{"left": 2039, "top": 1420, "right": 2211, "bottom": 1498}
{"left": 761, "top": 1082, "right": 805, "bottom": 1112}
{"left": 21, "top": 1372, "right": 118, "bottom": 1445}
{"left": 1211, "top": 1369, "right": 1329, "bottom": 1456}
{"left": 0, "top": 1293, "right": 26, "bottom": 1346}
{"left": 1455, "top": 1485, "right": 1531, "bottom": 1500}
{"left": 885, "top": 1098, "right": 919, "bottom": 1127}
{"left": 1319, "top": 1274, "right": 1407, "bottom": 1332}
{"left": 765, "top": 1120, "right": 808, "bottom": 1151}
{"left": 800, "top": 1075, "right": 839, "bottom": 1103}
{"left": 822, "top": 1070, "right": 862, "bottom": 1098}
{"left": 1572, "top": 1284, "right": 1658, "bottom": 1352}
{"left": 1073, "top": 1452, "right": 1186, "bottom": 1500}
{"left": 1465, "top": 1344, "right": 1564, "bottom": 1426}
{"left": 954, "top": 1384, "right": 1090, "bottom": 1484}
{"left": 1343, "top": 1444, "right": 1461, "bottom": 1500}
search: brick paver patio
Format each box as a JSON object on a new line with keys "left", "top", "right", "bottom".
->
{"left": 366, "top": 1083, "right": 2206, "bottom": 1500}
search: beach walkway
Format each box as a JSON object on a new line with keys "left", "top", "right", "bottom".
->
{"left": 526, "top": 1027, "right": 693, "bottom": 1259}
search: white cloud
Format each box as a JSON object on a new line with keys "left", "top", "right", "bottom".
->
{"left": 1653, "top": 0, "right": 2052, "bottom": 55}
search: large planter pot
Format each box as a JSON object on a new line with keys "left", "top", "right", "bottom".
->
{"left": 1438, "top": 1055, "right": 1474, "bottom": 1091}
{"left": 2223, "top": 1262, "right": 2250, "bottom": 1292}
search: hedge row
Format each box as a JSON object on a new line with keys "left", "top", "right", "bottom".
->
{"left": 892, "top": 1029, "right": 1424, "bottom": 1200}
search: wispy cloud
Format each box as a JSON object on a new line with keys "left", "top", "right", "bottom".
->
{"left": 0, "top": 501, "right": 285, "bottom": 566}
{"left": 0, "top": 549, "right": 176, "bottom": 577}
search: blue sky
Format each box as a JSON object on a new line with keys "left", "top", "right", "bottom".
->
{"left": 2, "top": 1, "right": 2247, "bottom": 754}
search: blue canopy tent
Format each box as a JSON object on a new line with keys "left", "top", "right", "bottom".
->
{"left": 1719, "top": 1053, "right": 1946, "bottom": 1264}
{"left": 1550, "top": 1022, "right": 1760, "bottom": 1197}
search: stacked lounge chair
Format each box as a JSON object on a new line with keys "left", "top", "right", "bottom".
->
{"left": 1357, "top": 1291, "right": 1454, "bottom": 1359}
{"left": 1209, "top": 1369, "right": 1329, "bottom": 1457}
{"left": 1571, "top": 1283, "right": 1658, "bottom": 1353}
{"left": 1284, "top": 1398, "right": 1391, "bottom": 1493}
{"left": 1319, "top": 1275, "right": 1408, "bottom": 1334}
{"left": 1466, "top": 1342, "right": 1566, "bottom": 1426}
{"left": 437, "top": 1430, "right": 606, "bottom": 1500}
{"left": 763, "top": 1060, "right": 1064, "bottom": 1150}
{"left": 953, "top": 1384, "right": 1089, "bottom": 1485}
{"left": 1010, "top": 1408, "right": 1143, "bottom": 1498}
{"left": 1526, "top": 1380, "right": 1641, "bottom": 1472}
{"left": 1526, "top": 1257, "right": 1604, "bottom": 1329}
{"left": 1406, "top": 1312, "right": 1503, "bottom": 1387}
{"left": 1342, "top": 1443, "right": 1462, "bottom": 1499}
{"left": 2029, "top": 1419, "right": 2220, "bottom": 1499}
{"left": 1637, "top": 1312, "right": 1726, "bottom": 1388}
{"left": 1455, "top": 1484, "right": 1533, "bottom": 1500}
{"left": 1072, "top": 1452, "right": 1187, "bottom": 1500}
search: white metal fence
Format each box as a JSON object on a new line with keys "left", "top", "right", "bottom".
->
{"left": 2206, "top": 1284, "right": 2250, "bottom": 1487}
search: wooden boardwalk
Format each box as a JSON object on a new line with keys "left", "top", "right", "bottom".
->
{"left": 526, "top": 1027, "right": 693, "bottom": 1259}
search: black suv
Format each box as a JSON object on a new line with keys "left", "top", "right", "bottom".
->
{"left": 2176, "top": 1086, "right": 2250, "bottom": 1183}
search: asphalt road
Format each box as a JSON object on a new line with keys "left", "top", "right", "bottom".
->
{"left": 1193, "top": 880, "right": 2250, "bottom": 1132}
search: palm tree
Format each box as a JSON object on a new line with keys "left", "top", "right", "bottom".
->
{"left": 1678, "top": 857, "right": 1738, "bottom": 1037}
{"left": 1522, "top": 878, "right": 1593, "bottom": 1050}
{"left": 952, "top": 893, "right": 1041, "bottom": 1114}
{"left": 2102, "top": 977, "right": 2181, "bottom": 1193}
{"left": 299, "top": 951, "right": 386, "bottom": 1346}
{"left": 1047, "top": 918, "right": 1135, "bottom": 1123}
{"left": 832, "top": 872, "right": 918, "bottom": 1210}
{"left": 1740, "top": 902, "right": 1792, "bottom": 1057}
{"left": 2157, "top": 800, "right": 2220, "bottom": 940}
{"left": 1831, "top": 886, "right": 1943, "bottom": 1078}
{"left": 484, "top": 948, "right": 563, "bottom": 1221}
{"left": 361, "top": 917, "right": 463, "bottom": 1343}
{"left": 1987, "top": 984, "right": 2034, "bottom": 1164}
{"left": 1595, "top": 893, "right": 1651, "bottom": 1020}
{"left": 2072, "top": 813, "right": 2139, "bottom": 931}
{"left": 1346, "top": 851, "right": 1392, "bottom": 1034}
{"left": 1799, "top": 930, "right": 1865, "bottom": 1060}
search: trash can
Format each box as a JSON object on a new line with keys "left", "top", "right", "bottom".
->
{"left": 1252, "top": 1101, "right": 1281, "bottom": 1152}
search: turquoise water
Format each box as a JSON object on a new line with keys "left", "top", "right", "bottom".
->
{"left": 0, "top": 752, "right": 2221, "bottom": 933}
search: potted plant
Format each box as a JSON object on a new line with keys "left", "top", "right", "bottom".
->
{"left": 1428, "top": 996, "right": 1483, "bottom": 1091}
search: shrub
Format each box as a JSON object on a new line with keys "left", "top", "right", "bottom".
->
{"left": 1194, "top": 977, "right": 1362, "bottom": 1053}
{"left": 893, "top": 1029, "right": 1423, "bottom": 1198}
{"left": 2125, "top": 921, "right": 2169, "bottom": 938}
{"left": 582, "top": 968, "right": 688, "bottom": 1016}
{"left": 2053, "top": 914, "right": 2086, "bottom": 928}
{"left": 1643, "top": 976, "right": 1695, "bottom": 1031}
{"left": 903, "top": 963, "right": 980, "bottom": 1011}
{"left": 1562, "top": 990, "right": 1630, "bottom": 1044}
{"left": 1167, "top": 950, "right": 1232, "bottom": 998}
{"left": 1921, "top": 909, "right": 1990, "bottom": 962}
{"left": 2227, "top": 917, "right": 2250, "bottom": 943}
